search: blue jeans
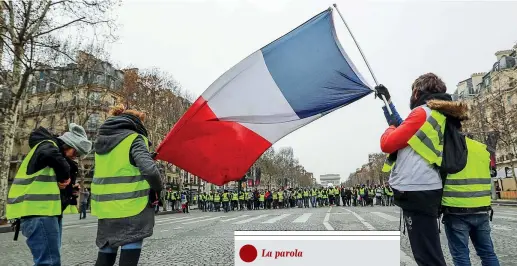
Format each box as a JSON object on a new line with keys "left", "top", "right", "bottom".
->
{"left": 21, "top": 216, "right": 63, "bottom": 266}
{"left": 99, "top": 241, "right": 143, "bottom": 253}
{"left": 443, "top": 214, "right": 500, "bottom": 266}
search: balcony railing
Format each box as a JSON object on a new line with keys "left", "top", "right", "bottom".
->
{"left": 23, "top": 99, "right": 114, "bottom": 117}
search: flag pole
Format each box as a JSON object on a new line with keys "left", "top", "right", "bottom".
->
{"left": 332, "top": 3, "right": 393, "bottom": 115}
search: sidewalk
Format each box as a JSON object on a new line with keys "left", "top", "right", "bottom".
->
{"left": 0, "top": 205, "right": 200, "bottom": 234}
{"left": 492, "top": 199, "right": 517, "bottom": 207}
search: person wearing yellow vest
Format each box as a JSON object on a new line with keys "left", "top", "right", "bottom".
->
{"left": 300, "top": 189, "right": 306, "bottom": 208}
{"left": 441, "top": 139, "right": 499, "bottom": 265}
{"left": 259, "top": 192, "right": 265, "bottom": 209}
{"left": 208, "top": 192, "right": 214, "bottom": 212}
{"left": 221, "top": 190, "right": 230, "bottom": 212}
{"left": 231, "top": 190, "right": 239, "bottom": 211}
{"left": 278, "top": 190, "right": 284, "bottom": 209}
{"left": 377, "top": 74, "right": 470, "bottom": 266}
{"left": 91, "top": 106, "right": 162, "bottom": 266}
{"left": 7, "top": 124, "right": 92, "bottom": 266}
{"left": 214, "top": 192, "right": 222, "bottom": 212}
{"left": 238, "top": 191, "right": 245, "bottom": 210}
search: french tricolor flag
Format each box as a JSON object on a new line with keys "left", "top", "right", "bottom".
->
{"left": 156, "top": 8, "right": 373, "bottom": 185}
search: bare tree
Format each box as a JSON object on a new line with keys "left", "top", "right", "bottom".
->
{"left": 0, "top": 0, "right": 118, "bottom": 220}
{"left": 481, "top": 71, "right": 517, "bottom": 183}
{"left": 345, "top": 152, "right": 388, "bottom": 187}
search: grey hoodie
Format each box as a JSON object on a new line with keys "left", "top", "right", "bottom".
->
{"left": 94, "top": 114, "right": 163, "bottom": 249}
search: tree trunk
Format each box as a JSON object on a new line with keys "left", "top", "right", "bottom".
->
{"left": 0, "top": 107, "right": 19, "bottom": 220}
{"left": 0, "top": 5, "right": 5, "bottom": 66}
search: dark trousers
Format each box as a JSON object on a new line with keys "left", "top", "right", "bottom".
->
{"left": 403, "top": 209, "right": 446, "bottom": 266}
{"left": 80, "top": 203, "right": 87, "bottom": 218}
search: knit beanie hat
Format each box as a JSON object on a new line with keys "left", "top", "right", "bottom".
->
{"left": 58, "top": 123, "right": 92, "bottom": 156}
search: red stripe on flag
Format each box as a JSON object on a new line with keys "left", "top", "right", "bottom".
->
{"left": 156, "top": 96, "right": 271, "bottom": 186}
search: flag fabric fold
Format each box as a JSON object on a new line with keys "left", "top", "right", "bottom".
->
{"left": 156, "top": 8, "right": 373, "bottom": 185}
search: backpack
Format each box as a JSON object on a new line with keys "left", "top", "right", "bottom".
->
{"left": 440, "top": 117, "right": 467, "bottom": 177}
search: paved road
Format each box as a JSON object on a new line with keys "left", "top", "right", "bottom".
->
{"left": 0, "top": 206, "right": 515, "bottom": 265}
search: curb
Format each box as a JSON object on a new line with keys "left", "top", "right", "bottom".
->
{"left": 0, "top": 225, "right": 11, "bottom": 234}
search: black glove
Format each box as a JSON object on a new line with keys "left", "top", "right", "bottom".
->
{"left": 151, "top": 152, "right": 158, "bottom": 160}
{"left": 375, "top": 84, "right": 391, "bottom": 102}
{"left": 388, "top": 114, "right": 401, "bottom": 127}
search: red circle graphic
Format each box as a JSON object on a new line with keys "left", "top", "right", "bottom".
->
{"left": 239, "top": 244, "right": 258, "bottom": 263}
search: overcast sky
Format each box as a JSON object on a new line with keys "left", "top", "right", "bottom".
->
{"left": 108, "top": 0, "right": 517, "bottom": 182}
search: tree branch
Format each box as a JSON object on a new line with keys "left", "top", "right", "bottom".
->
{"left": 26, "top": 0, "right": 51, "bottom": 37}
{"left": 17, "top": 0, "right": 32, "bottom": 43}
{"left": 5, "top": 1, "right": 17, "bottom": 40}
{"left": 32, "top": 16, "right": 86, "bottom": 38}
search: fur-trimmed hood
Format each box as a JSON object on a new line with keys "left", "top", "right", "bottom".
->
{"left": 427, "top": 100, "right": 469, "bottom": 121}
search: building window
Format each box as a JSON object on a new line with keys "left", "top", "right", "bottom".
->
{"left": 68, "top": 113, "right": 75, "bottom": 124}
{"left": 88, "top": 92, "right": 101, "bottom": 104}
{"left": 87, "top": 113, "right": 100, "bottom": 130}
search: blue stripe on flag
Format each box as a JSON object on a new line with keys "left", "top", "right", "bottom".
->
{"left": 261, "top": 9, "right": 372, "bottom": 119}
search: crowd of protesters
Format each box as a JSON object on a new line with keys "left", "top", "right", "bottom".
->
{"left": 172, "top": 184, "right": 395, "bottom": 213}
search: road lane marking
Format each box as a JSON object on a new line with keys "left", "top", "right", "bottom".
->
{"left": 344, "top": 208, "right": 417, "bottom": 266}
{"left": 82, "top": 224, "right": 98, "bottom": 228}
{"left": 234, "top": 214, "right": 269, "bottom": 224}
{"left": 292, "top": 213, "right": 312, "bottom": 223}
{"left": 323, "top": 207, "right": 334, "bottom": 230}
{"left": 343, "top": 209, "right": 375, "bottom": 230}
{"left": 497, "top": 211, "right": 517, "bottom": 216}
{"left": 372, "top": 212, "right": 399, "bottom": 222}
{"left": 157, "top": 216, "right": 209, "bottom": 225}
{"left": 63, "top": 223, "right": 96, "bottom": 229}
{"left": 262, "top": 214, "right": 291, "bottom": 224}
{"left": 495, "top": 215, "right": 517, "bottom": 221}
{"left": 492, "top": 224, "right": 512, "bottom": 231}
{"left": 220, "top": 215, "right": 250, "bottom": 222}
{"left": 173, "top": 227, "right": 182, "bottom": 229}
{"left": 182, "top": 216, "right": 225, "bottom": 225}
{"left": 156, "top": 216, "right": 195, "bottom": 223}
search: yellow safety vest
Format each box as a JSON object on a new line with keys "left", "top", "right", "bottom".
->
{"left": 222, "top": 192, "right": 230, "bottom": 202}
{"left": 382, "top": 154, "right": 395, "bottom": 173}
{"left": 91, "top": 134, "right": 151, "bottom": 219}
{"left": 408, "top": 109, "right": 446, "bottom": 166}
{"left": 239, "top": 193, "right": 245, "bottom": 200}
{"left": 232, "top": 193, "right": 238, "bottom": 201}
{"left": 442, "top": 138, "right": 492, "bottom": 208}
{"left": 7, "top": 140, "right": 61, "bottom": 219}
{"left": 259, "top": 194, "right": 265, "bottom": 201}
{"left": 382, "top": 109, "right": 446, "bottom": 172}
{"left": 214, "top": 194, "right": 221, "bottom": 202}
{"left": 272, "top": 192, "right": 278, "bottom": 200}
